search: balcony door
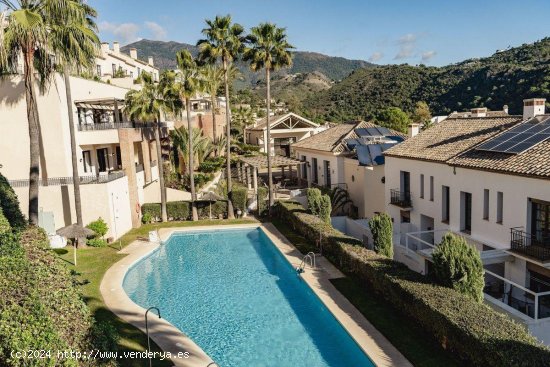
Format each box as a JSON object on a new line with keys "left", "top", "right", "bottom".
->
{"left": 531, "top": 199, "right": 550, "bottom": 241}
{"left": 96, "top": 148, "right": 109, "bottom": 173}
{"left": 324, "top": 160, "right": 331, "bottom": 188}
{"left": 312, "top": 158, "right": 318, "bottom": 184}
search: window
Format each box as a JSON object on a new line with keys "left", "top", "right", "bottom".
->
{"left": 442, "top": 185, "right": 450, "bottom": 223}
{"left": 496, "top": 191, "right": 503, "bottom": 224}
{"left": 400, "top": 210, "right": 410, "bottom": 223}
{"left": 429, "top": 176, "right": 434, "bottom": 201}
{"left": 420, "top": 174, "right": 425, "bottom": 199}
{"left": 312, "top": 158, "right": 318, "bottom": 183}
{"left": 137, "top": 67, "right": 141, "bottom": 76}
{"left": 96, "top": 65, "right": 101, "bottom": 76}
{"left": 301, "top": 156, "right": 308, "bottom": 180}
{"left": 483, "top": 189, "right": 490, "bottom": 220}
{"left": 324, "top": 160, "right": 331, "bottom": 188}
{"left": 112, "top": 63, "right": 116, "bottom": 75}
{"left": 400, "top": 171, "right": 410, "bottom": 193}
{"left": 96, "top": 148, "right": 109, "bottom": 173}
{"left": 461, "top": 191, "right": 472, "bottom": 233}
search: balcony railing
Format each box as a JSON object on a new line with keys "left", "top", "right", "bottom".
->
{"left": 77, "top": 121, "right": 167, "bottom": 132}
{"left": 8, "top": 171, "right": 125, "bottom": 187}
{"left": 510, "top": 227, "right": 550, "bottom": 262}
{"left": 390, "top": 189, "right": 412, "bottom": 208}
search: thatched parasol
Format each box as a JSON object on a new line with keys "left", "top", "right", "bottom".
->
{"left": 56, "top": 224, "right": 95, "bottom": 266}
{"left": 198, "top": 191, "right": 224, "bottom": 219}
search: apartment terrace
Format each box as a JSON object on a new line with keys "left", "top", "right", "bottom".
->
{"left": 8, "top": 171, "right": 126, "bottom": 187}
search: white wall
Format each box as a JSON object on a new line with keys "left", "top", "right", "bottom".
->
{"left": 343, "top": 157, "right": 386, "bottom": 218}
{"left": 294, "top": 148, "right": 344, "bottom": 187}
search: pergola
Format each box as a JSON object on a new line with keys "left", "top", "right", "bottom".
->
{"left": 238, "top": 155, "right": 306, "bottom": 193}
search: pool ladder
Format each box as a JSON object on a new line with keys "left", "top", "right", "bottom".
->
{"left": 296, "top": 252, "right": 316, "bottom": 273}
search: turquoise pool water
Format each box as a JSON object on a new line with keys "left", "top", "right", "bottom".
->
{"left": 123, "top": 228, "right": 374, "bottom": 367}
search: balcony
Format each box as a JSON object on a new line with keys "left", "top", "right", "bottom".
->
{"left": 8, "top": 172, "right": 126, "bottom": 187}
{"left": 77, "top": 121, "right": 167, "bottom": 132}
{"left": 510, "top": 227, "right": 550, "bottom": 262}
{"left": 390, "top": 189, "right": 412, "bottom": 208}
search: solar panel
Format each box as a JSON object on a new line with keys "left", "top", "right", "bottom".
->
{"left": 356, "top": 145, "right": 373, "bottom": 166}
{"left": 476, "top": 117, "right": 550, "bottom": 154}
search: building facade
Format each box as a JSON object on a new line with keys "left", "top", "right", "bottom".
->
{"left": 384, "top": 100, "right": 550, "bottom": 344}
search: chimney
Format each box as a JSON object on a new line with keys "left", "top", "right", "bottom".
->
{"left": 148, "top": 56, "right": 154, "bottom": 66}
{"left": 523, "top": 98, "right": 546, "bottom": 120}
{"left": 130, "top": 48, "right": 137, "bottom": 59}
{"left": 503, "top": 105, "right": 509, "bottom": 114}
{"left": 408, "top": 123, "right": 420, "bottom": 138}
{"left": 113, "top": 41, "right": 120, "bottom": 53}
{"left": 101, "top": 42, "right": 110, "bottom": 54}
{"left": 470, "top": 107, "right": 487, "bottom": 118}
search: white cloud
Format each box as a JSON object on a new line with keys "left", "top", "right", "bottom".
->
{"left": 394, "top": 33, "right": 420, "bottom": 60}
{"left": 368, "top": 52, "right": 384, "bottom": 62}
{"left": 421, "top": 50, "right": 437, "bottom": 63}
{"left": 145, "top": 21, "right": 167, "bottom": 41}
{"left": 98, "top": 21, "right": 141, "bottom": 44}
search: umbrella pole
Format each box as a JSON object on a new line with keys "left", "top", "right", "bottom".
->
{"left": 209, "top": 202, "right": 212, "bottom": 220}
{"left": 73, "top": 239, "right": 77, "bottom": 266}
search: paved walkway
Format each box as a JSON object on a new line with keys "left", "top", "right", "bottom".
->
{"left": 100, "top": 223, "right": 411, "bottom": 367}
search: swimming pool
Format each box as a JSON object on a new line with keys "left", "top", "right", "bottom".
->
{"left": 123, "top": 227, "right": 374, "bottom": 367}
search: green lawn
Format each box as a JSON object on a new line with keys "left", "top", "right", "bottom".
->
{"left": 271, "top": 220, "right": 460, "bottom": 367}
{"left": 55, "top": 218, "right": 257, "bottom": 367}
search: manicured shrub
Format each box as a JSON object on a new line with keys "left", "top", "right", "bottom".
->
{"left": 86, "top": 217, "right": 108, "bottom": 238}
{"left": 257, "top": 186, "right": 269, "bottom": 216}
{"left": 197, "top": 201, "right": 227, "bottom": 219}
{"left": 141, "top": 212, "right": 153, "bottom": 224}
{"left": 232, "top": 186, "right": 248, "bottom": 212}
{"left": 0, "top": 208, "right": 11, "bottom": 234}
{"left": 141, "top": 203, "right": 161, "bottom": 220}
{"left": 274, "top": 200, "right": 550, "bottom": 367}
{"left": 318, "top": 194, "right": 332, "bottom": 224}
{"left": 0, "top": 173, "right": 26, "bottom": 230}
{"left": 166, "top": 201, "right": 190, "bottom": 220}
{"left": 86, "top": 238, "right": 108, "bottom": 247}
{"left": 433, "top": 232, "right": 485, "bottom": 303}
{"left": 369, "top": 213, "right": 393, "bottom": 258}
{"left": 306, "top": 188, "right": 322, "bottom": 215}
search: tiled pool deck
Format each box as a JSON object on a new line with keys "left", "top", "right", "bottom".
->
{"left": 100, "top": 223, "right": 411, "bottom": 367}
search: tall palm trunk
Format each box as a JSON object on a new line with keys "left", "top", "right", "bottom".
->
{"left": 155, "top": 118, "right": 168, "bottom": 222}
{"left": 64, "top": 69, "right": 83, "bottom": 226}
{"left": 211, "top": 95, "right": 218, "bottom": 153}
{"left": 23, "top": 49, "right": 41, "bottom": 225}
{"left": 266, "top": 68, "right": 274, "bottom": 216}
{"left": 223, "top": 58, "right": 235, "bottom": 219}
{"left": 187, "top": 99, "right": 198, "bottom": 221}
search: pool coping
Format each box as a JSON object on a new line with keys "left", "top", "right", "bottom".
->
{"left": 101, "top": 223, "right": 411, "bottom": 367}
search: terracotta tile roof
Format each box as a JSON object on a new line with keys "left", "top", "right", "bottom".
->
{"left": 449, "top": 115, "right": 550, "bottom": 179}
{"left": 292, "top": 120, "right": 405, "bottom": 153}
{"left": 448, "top": 110, "right": 510, "bottom": 118}
{"left": 384, "top": 116, "right": 522, "bottom": 162}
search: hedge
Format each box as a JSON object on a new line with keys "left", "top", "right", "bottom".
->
{"left": 275, "top": 200, "right": 550, "bottom": 367}
{"left": 231, "top": 186, "right": 248, "bottom": 212}
{"left": 142, "top": 200, "right": 229, "bottom": 221}
{"left": 0, "top": 173, "right": 26, "bottom": 230}
{"left": 0, "top": 226, "right": 118, "bottom": 366}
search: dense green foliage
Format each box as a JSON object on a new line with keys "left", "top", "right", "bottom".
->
{"left": 86, "top": 218, "right": 108, "bottom": 238}
{"left": 0, "top": 209, "right": 11, "bottom": 234}
{"left": 275, "top": 200, "right": 550, "bottom": 367}
{"left": 432, "top": 233, "right": 485, "bottom": 303}
{"left": 0, "top": 173, "right": 26, "bottom": 230}
{"left": 302, "top": 38, "right": 550, "bottom": 121}
{"left": 231, "top": 186, "right": 248, "bottom": 213}
{"left": 318, "top": 194, "right": 332, "bottom": 224}
{"left": 142, "top": 200, "right": 233, "bottom": 220}
{"left": 375, "top": 107, "right": 410, "bottom": 133}
{"left": 369, "top": 213, "right": 394, "bottom": 258}
{"left": 306, "top": 188, "right": 322, "bottom": 215}
{"left": 0, "top": 227, "right": 117, "bottom": 366}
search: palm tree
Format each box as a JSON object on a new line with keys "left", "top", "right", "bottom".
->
{"left": 0, "top": 0, "right": 100, "bottom": 225}
{"left": 175, "top": 49, "right": 204, "bottom": 221}
{"left": 200, "top": 64, "right": 224, "bottom": 151}
{"left": 172, "top": 127, "right": 213, "bottom": 172}
{"left": 125, "top": 71, "right": 179, "bottom": 222}
{"left": 197, "top": 15, "right": 246, "bottom": 219}
{"left": 244, "top": 23, "right": 294, "bottom": 215}
{"left": 232, "top": 105, "right": 255, "bottom": 143}
{"left": 55, "top": 1, "right": 100, "bottom": 227}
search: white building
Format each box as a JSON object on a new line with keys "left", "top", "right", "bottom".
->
{"left": 292, "top": 120, "right": 405, "bottom": 218}
{"left": 245, "top": 112, "right": 326, "bottom": 156}
{"left": 384, "top": 99, "right": 550, "bottom": 344}
{"left": 0, "top": 44, "right": 185, "bottom": 240}
{"left": 96, "top": 42, "right": 160, "bottom": 88}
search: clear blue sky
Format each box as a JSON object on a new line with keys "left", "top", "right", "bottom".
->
{"left": 89, "top": 0, "right": 550, "bottom": 66}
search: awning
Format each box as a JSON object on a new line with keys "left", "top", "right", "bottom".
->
{"left": 74, "top": 98, "right": 125, "bottom": 111}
